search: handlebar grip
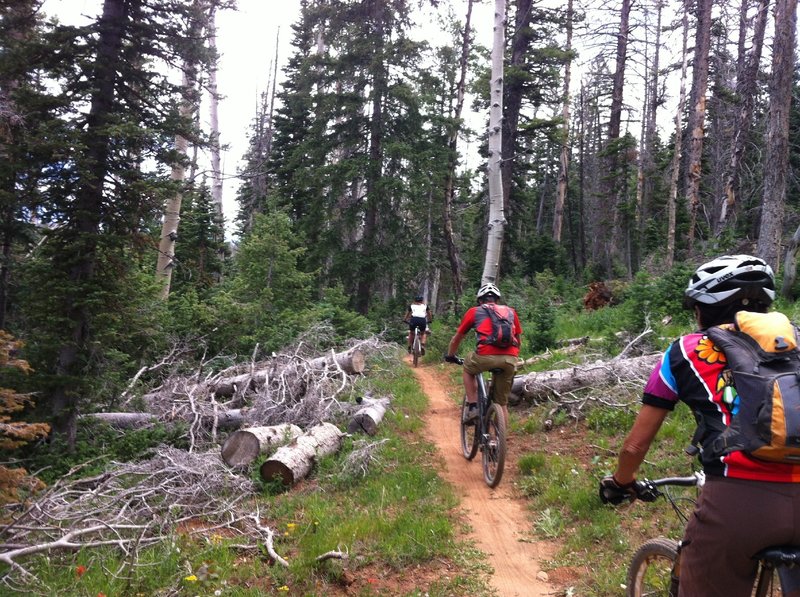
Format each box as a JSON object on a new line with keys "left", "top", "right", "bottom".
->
{"left": 443, "top": 354, "right": 464, "bottom": 365}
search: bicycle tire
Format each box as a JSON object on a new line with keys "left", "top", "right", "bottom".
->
{"left": 460, "top": 395, "right": 479, "bottom": 460}
{"left": 412, "top": 333, "right": 420, "bottom": 367}
{"left": 626, "top": 537, "right": 679, "bottom": 597}
{"left": 482, "top": 403, "right": 506, "bottom": 487}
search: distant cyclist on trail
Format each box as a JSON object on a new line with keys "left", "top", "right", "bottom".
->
{"left": 599, "top": 255, "right": 800, "bottom": 597}
{"left": 403, "top": 294, "right": 432, "bottom": 355}
{"left": 444, "top": 283, "right": 521, "bottom": 425}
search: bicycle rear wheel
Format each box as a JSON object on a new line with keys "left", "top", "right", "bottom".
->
{"left": 460, "top": 396, "right": 479, "bottom": 460}
{"left": 412, "top": 333, "right": 420, "bottom": 367}
{"left": 482, "top": 403, "right": 506, "bottom": 487}
{"left": 626, "top": 537, "right": 679, "bottom": 597}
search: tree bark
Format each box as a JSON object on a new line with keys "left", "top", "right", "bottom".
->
{"left": 510, "top": 354, "right": 660, "bottom": 402}
{"left": 684, "top": 0, "right": 713, "bottom": 255}
{"left": 259, "top": 422, "right": 344, "bottom": 485}
{"left": 221, "top": 424, "right": 303, "bottom": 466}
{"left": 757, "top": 0, "right": 796, "bottom": 270}
{"left": 207, "top": 6, "right": 223, "bottom": 218}
{"left": 715, "top": 0, "right": 769, "bottom": 235}
{"left": 481, "top": 0, "right": 507, "bottom": 286}
{"left": 553, "top": 0, "right": 573, "bottom": 244}
{"left": 442, "top": 0, "right": 473, "bottom": 305}
{"left": 666, "top": 1, "right": 690, "bottom": 268}
{"left": 155, "top": 67, "right": 193, "bottom": 298}
{"left": 605, "top": 0, "right": 631, "bottom": 270}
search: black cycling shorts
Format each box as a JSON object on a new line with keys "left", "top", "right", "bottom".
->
{"left": 408, "top": 317, "right": 427, "bottom": 332}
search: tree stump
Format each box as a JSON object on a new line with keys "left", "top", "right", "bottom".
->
{"left": 221, "top": 424, "right": 303, "bottom": 466}
{"left": 347, "top": 397, "right": 389, "bottom": 436}
{"left": 259, "top": 422, "right": 344, "bottom": 486}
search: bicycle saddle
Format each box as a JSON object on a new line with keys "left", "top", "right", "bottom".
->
{"left": 754, "top": 546, "right": 800, "bottom": 567}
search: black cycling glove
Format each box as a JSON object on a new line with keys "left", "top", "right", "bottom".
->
{"left": 599, "top": 475, "right": 637, "bottom": 505}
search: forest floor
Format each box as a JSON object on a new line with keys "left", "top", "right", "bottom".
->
{"left": 408, "top": 357, "right": 581, "bottom": 597}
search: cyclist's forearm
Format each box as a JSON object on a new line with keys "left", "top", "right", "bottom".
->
{"left": 614, "top": 405, "right": 669, "bottom": 484}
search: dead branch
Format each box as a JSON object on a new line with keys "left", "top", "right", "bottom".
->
{"left": 316, "top": 547, "right": 349, "bottom": 563}
{"left": 0, "top": 447, "right": 267, "bottom": 585}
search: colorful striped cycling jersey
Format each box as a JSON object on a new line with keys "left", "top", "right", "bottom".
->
{"left": 643, "top": 331, "right": 800, "bottom": 482}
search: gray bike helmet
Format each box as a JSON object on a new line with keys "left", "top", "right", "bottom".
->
{"left": 683, "top": 254, "right": 775, "bottom": 309}
{"left": 476, "top": 283, "right": 501, "bottom": 301}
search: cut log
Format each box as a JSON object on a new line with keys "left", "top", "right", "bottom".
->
{"left": 347, "top": 397, "right": 390, "bottom": 436}
{"left": 511, "top": 354, "right": 660, "bottom": 403}
{"left": 210, "top": 348, "right": 366, "bottom": 397}
{"left": 259, "top": 422, "right": 344, "bottom": 486}
{"left": 221, "top": 424, "right": 303, "bottom": 466}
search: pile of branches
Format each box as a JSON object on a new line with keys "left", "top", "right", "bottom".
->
{"left": 0, "top": 447, "right": 265, "bottom": 590}
{"left": 0, "top": 335, "right": 402, "bottom": 589}
{"left": 121, "top": 334, "right": 395, "bottom": 449}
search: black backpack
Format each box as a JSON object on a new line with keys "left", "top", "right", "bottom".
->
{"left": 478, "top": 304, "right": 518, "bottom": 349}
{"left": 707, "top": 311, "right": 800, "bottom": 464}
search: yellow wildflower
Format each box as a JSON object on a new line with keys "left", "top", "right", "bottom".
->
{"left": 184, "top": 575, "right": 198, "bottom": 582}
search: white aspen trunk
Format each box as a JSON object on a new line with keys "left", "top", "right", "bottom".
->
{"left": 207, "top": 7, "right": 223, "bottom": 217}
{"left": 552, "top": 0, "right": 573, "bottom": 243}
{"left": 481, "top": 0, "right": 507, "bottom": 286}
{"left": 666, "top": 5, "right": 690, "bottom": 269}
{"left": 156, "top": 70, "right": 192, "bottom": 298}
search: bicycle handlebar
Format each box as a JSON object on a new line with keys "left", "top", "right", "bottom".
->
{"left": 443, "top": 354, "right": 464, "bottom": 365}
{"left": 633, "top": 472, "right": 705, "bottom": 502}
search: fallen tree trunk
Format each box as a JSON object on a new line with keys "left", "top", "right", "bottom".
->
{"left": 511, "top": 353, "right": 660, "bottom": 403}
{"left": 259, "top": 422, "right": 344, "bottom": 486}
{"left": 81, "top": 409, "right": 245, "bottom": 430}
{"left": 221, "top": 424, "right": 303, "bottom": 466}
{"left": 211, "top": 348, "right": 366, "bottom": 397}
{"left": 347, "top": 397, "right": 390, "bottom": 436}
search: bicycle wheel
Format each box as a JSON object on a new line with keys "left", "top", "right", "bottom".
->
{"left": 626, "top": 537, "right": 679, "bottom": 597}
{"left": 412, "top": 333, "right": 420, "bottom": 367}
{"left": 482, "top": 403, "right": 506, "bottom": 487}
{"left": 460, "top": 395, "right": 479, "bottom": 460}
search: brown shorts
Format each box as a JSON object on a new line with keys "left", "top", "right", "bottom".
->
{"left": 463, "top": 352, "right": 518, "bottom": 406}
{"left": 678, "top": 476, "right": 800, "bottom": 596}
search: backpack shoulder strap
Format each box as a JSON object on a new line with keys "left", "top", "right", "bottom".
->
{"left": 706, "top": 325, "right": 761, "bottom": 374}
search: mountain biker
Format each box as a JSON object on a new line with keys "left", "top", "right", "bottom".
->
{"left": 444, "top": 283, "right": 521, "bottom": 426}
{"left": 403, "top": 294, "right": 432, "bottom": 355}
{"left": 599, "top": 255, "right": 800, "bottom": 597}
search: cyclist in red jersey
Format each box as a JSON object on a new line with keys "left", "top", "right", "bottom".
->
{"left": 444, "top": 283, "right": 522, "bottom": 425}
{"left": 600, "top": 255, "right": 800, "bottom": 597}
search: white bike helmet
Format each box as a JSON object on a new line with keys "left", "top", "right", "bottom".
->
{"left": 476, "top": 283, "right": 501, "bottom": 301}
{"left": 683, "top": 254, "right": 775, "bottom": 309}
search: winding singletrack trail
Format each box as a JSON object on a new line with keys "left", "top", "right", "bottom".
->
{"left": 409, "top": 359, "right": 558, "bottom": 597}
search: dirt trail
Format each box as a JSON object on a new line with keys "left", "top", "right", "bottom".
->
{"left": 409, "top": 359, "right": 558, "bottom": 597}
